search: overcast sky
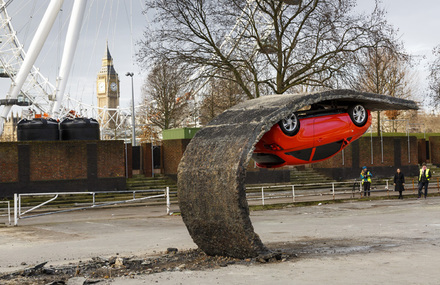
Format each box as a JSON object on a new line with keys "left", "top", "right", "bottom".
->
{"left": 356, "top": 0, "right": 440, "bottom": 104}
{"left": 1, "top": 0, "right": 439, "bottom": 116}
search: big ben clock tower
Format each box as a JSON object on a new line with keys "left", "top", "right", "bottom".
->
{"left": 97, "top": 43, "right": 120, "bottom": 128}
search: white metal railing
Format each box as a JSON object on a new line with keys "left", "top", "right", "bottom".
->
{"left": 246, "top": 180, "right": 390, "bottom": 206}
{"left": 13, "top": 188, "right": 170, "bottom": 226}
{"left": 246, "top": 178, "right": 440, "bottom": 206}
{"left": 0, "top": 201, "right": 11, "bottom": 225}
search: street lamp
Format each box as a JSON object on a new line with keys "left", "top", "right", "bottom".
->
{"left": 125, "top": 72, "right": 136, "bottom": 146}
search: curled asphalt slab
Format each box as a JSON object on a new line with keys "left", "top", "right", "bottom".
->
{"left": 178, "top": 89, "right": 418, "bottom": 258}
{"left": 1, "top": 197, "right": 440, "bottom": 284}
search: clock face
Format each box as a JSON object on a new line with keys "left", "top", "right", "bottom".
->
{"left": 110, "top": 82, "right": 117, "bottom": 92}
{"left": 98, "top": 82, "right": 105, "bottom": 92}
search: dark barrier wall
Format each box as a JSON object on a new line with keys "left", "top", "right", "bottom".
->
{"left": 142, "top": 143, "right": 153, "bottom": 178}
{"left": 0, "top": 140, "right": 126, "bottom": 198}
{"left": 430, "top": 136, "right": 440, "bottom": 165}
{"left": 313, "top": 136, "right": 420, "bottom": 179}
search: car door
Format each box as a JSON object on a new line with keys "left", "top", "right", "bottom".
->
{"left": 312, "top": 113, "right": 351, "bottom": 161}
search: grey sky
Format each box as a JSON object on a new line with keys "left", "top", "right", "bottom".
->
{"left": 0, "top": 0, "right": 438, "bottom": 117}
{"left": 356, "top": 0, "right": 440, "bottom": 103}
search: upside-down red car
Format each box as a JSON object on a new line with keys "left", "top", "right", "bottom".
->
{"left": 252, "top": 103, "right": 371, "bottom": 168}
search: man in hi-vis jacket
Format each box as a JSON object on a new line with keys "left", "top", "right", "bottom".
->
{"left": 360, "top": 166, "right": 373, "bottom": 197}
{"left": 418, "top": 163, "right": 431, "bottom": 199}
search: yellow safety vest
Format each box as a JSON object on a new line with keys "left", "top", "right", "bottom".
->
{"left": 419, "top": 169, "right": 431, "bottom": 182}
{"left": 360, "top": 171, "right": 372, "bottom": 184}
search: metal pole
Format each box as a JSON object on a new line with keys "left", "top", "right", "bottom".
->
{"left": 370, "top": 128, "right": 374, "bottom": 165}
{"left": 126, "top": 72, "right": 136, "bottom": 146}
{"left": 125, "top": 143, "right": 128, "bottom": 178}
{"left": 151, "top": 144, "right": 154, "bottom": 178}
{"left": 292, "top": 185, "right": 295, "bottom": 202}
{"left": 14, "top": 194, "right": 18, "bottom": 226}
{"left": 408, "top": 133, "right": 411, "bottom": 164}
{"left": 166, "top": 187, "right": 170, "bottom": 215}
{"left": 18, "top": 194, "right": 21, "bottom": 217}
{"left": 386, "top": 180, "right": 389, "bottom": 198}
{"left": 7, "top": 201, "right": 11, "bottom": 225}
{"left": 380, "top": 126, "right": 384, "bottom": 163}
{"left": 261, "top": 187, "right": 265, "bottom": 206}
{"left": 332, "top": 183, "right": 335, "bottom": 200}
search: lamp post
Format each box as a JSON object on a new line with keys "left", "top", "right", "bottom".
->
{"left": 126, "top": 72, "right": 136, "bottom": 146}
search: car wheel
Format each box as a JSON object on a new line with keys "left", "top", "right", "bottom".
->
{"left": 348, "top": 104, "right": 368, "bottom": 127}
{"left": 278, "top": 112, "right": 300, "bottom": 136}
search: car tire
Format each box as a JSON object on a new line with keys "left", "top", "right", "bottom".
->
{"left": 348, "top": 104, "right": 368, "bottom": 127}
{"left": 278, "top": 112, "right": 300, "bottom": 136}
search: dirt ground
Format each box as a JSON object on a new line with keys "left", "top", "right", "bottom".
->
{"left": 1, "top": 197, "right": 439, "bottom": 284}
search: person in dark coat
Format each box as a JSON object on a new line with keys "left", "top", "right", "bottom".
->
{"left": 393, "top": 168, "right": 405, "bottom": 199}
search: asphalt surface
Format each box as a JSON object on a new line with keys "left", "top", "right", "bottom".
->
{"left": 1, "top": 197, "right": 440, "bottom": 284}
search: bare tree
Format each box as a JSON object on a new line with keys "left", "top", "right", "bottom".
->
{"left": 428, "top": 45, "right": 440, "bottom": 108}
{"left": 141, "top": 60, "right": 191, "bottom": 130}
{"left": 350, "top": 45, "right": 414, "bottom": 133}
{"left": 199, "top": 75, "right": 247, "bottom": 125}
{"left": 138, "top": 0, "right": 397, "bottom": 99}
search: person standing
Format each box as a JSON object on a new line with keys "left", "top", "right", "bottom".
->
{"left": 393, "top": 168, "right": 405, "bottom": 199}
{"left": 418, "top": 163, "right": 431, "bottom": 199}
{"left": 360, "top": 166, "right": 373, "bottom": 197}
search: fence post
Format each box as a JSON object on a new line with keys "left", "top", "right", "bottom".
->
{"left": 18, "top": 194, "right": 21, "bottom": 216}
{"left": 261, "top": 187, "right": 265, "bottom": 206}
{"left": 166, "top": 187, "right": 170, "bottom": 215}
{"left": 7, "top": 201, "right": 11, "bottom": 226}
{"left": 13, "top": 194, "right": 18, "bottom": 226}
{"left": 92, "top": 193, "right": 96, "bottom": 206}
{"left": 292, "top": 185, "right": 295, "bottom": 203}
{"left": 437, "top": 177, "right": 439, "bottom": 194}
{"left": 387, "top": 180, "right": 389, "bottom": 198}
{"left": 332, "top": 183, "right": 335, "bottom": 200}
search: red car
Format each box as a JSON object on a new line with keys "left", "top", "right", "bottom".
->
{"left": 252, "top": 104, "right": 371, "bottom": 168}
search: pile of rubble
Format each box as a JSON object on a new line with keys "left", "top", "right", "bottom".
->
{"left": 0, "top": 248, "right": 293, "bottom": 285}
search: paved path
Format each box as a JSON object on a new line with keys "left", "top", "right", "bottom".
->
{"left": 1, "top": 198, "right": 440, "bottom": 284}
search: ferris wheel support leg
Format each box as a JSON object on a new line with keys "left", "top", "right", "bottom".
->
{"left": 0, "top": 0, "right": 64, "bottom": 135}
{"left": 52, "top": 0, "right": 87, "bottom": 119}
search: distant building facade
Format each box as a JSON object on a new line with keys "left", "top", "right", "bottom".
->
{"left": 0, "top": 113, "right": 20, "bottom": 141}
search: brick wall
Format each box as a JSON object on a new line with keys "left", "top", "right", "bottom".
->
{"left": 0, "top": 143, "right": 18, "bottom": 183}
{"left": 97, "top": 141, "right": 125, "bottom": 178}
{"left": 162, "top": 139, "right": 191, "bottom": 176}
{"left": 29, "top": 142, "right": 87, "bottom": 181}
{"left": 0, "top": 141, "right": 126, "bottom": 198}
